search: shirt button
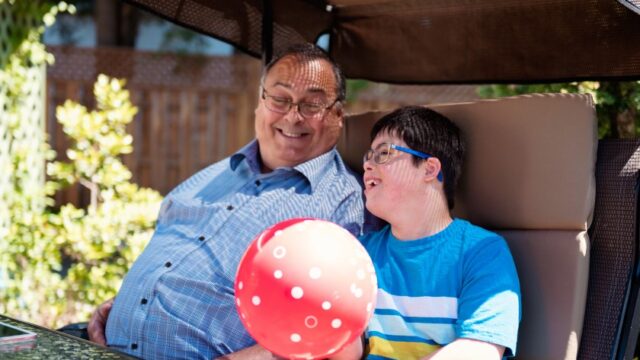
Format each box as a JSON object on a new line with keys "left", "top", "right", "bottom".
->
{"left": 255, "top": 180, "right": 261, "bottom": 186}
{"left": 131, "top": 343, "right": 138, "bottom": 350}
{"left": 198, "top": 235, "right": 205, "bottom": 241}
{"left": 226, "top": 205, "right": 234, "bottom": 211}
{"left": 165, "top": 261, "right": 172, "bottom": 268}
{"left": 140, "top": 298, "right": 148, "bottom": 305}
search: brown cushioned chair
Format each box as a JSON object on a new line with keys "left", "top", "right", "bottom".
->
{"left": 338, "top": 93, "right": 598, "bottom": 360}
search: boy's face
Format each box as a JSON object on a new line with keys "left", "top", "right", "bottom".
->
{"left": 363, "top": 132, "right": 427, "bottom": 221}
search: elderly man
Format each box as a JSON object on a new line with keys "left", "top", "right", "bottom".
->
{"left": 88, "top": 43, "right": 365, "bottom": 359}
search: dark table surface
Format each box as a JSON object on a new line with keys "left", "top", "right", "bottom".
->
{"left": 0, "top": 314, "right": 138, "bottom": 359}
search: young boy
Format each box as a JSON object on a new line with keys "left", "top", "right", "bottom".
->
{"left": 334, "top": 106, "right": 520, "bottom": 360}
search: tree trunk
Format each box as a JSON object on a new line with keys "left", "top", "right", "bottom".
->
{"left": 617, "top": 108, "right": 637, "bottom": 139}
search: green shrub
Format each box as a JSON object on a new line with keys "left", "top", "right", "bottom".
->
{"left": 1, "top": 73, "right": 162, "bottom": 328}
{"left": 46, "top": 75, "right": 163, "bottom": 325}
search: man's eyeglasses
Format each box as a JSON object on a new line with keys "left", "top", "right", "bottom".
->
{"left": 364, "top": 142, "right": 443, "bottom": 181}
{"left": 261, "top": 88, "right": 338, "bottom": 118}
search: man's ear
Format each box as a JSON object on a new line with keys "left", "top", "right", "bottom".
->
{"left": 423, "top": 157, "right": 442, "bottom": 182}
{"left": 334, "top": 103, "right": 345, "bottom": 128}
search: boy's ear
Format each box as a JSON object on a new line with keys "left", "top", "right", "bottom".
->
{"left": 423, "top": 157, "right": 442, "bottom": 183}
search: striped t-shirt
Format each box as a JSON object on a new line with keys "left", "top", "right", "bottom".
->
{"left": 359, "top": 219, "right": 520, "bottom": 359}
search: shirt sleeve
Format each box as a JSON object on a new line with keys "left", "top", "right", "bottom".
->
{"left": 456, "top": 235, "right": 521, "bottom": 357}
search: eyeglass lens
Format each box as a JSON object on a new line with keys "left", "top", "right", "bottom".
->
{"left": 263, "top": 90, "right": 326, "bottom": 118}
{"left": 364, "top": 143, "right": 394, "bottom": 164}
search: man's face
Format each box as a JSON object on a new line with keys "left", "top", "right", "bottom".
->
{"left": 255, "top": 55, "right": 343, "bottom": 171}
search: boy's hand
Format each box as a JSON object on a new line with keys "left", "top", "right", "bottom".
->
{"left": 327, "top": 336, "right": 364, "bottom": 360}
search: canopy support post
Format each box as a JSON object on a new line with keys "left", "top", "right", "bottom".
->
{"left": 261, "top": 0, "right": 273, "bottom": 66}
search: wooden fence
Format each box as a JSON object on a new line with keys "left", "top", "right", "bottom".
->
{"left": 46, "top": 46, "right": 262, "bottom": 205}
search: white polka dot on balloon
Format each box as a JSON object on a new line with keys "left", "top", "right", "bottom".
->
{"left": 309, "top": 267, "right": 322, "bottom": 279}
{"left": 238, "top": 281, "right": 244, "bottom": 290}
{"left": 305, "top": 316, "right": 318, "bottom": 328}
{"left": 331, "top": 319, "right": 342, "bottom": 329}
{"left": 273, "top": 246, "right": 286, "bottom": 259}
{"left": 291, "top": 286, "right": 304, "bottom": 299}
{"left": 290, "top": 333, "right": 301, "bottom": 342}
{"left": 367, "top": 263, "right": 374, "bottom": 272}
{"left": 252, "top": 296, "right": 261, "bottom": 306}
{"left": 322, "top": 301, "right": 332, "bottom": 310}
{"left": 354, "top": 288, "right": 363, "bottom": 298}
{"left": 274, "top": 270, "right": 283, "bottom": 279}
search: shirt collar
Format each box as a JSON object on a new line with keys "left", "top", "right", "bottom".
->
{"left": 230, "top": 140, "right": 261, "bottom": 172}
{"left": 230, "top": 139, "right": 339, "bottom": 191}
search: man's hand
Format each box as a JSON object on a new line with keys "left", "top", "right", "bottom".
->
{"left": 214, "top": 344, "right": 285, "bottom": 360}
{"left": 88, "top": 298, "right": 114, "bottom": 346}
{"left": 328, "top": 336, "right": 364, "bottom": 360}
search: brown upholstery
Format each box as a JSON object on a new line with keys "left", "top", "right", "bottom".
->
{"left": 338, "top": 93, "right": 598, "bottom": 360}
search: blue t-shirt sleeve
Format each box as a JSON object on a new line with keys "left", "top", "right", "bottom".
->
{"left": 456, "top": 234, "right": 521, "bottom": 357}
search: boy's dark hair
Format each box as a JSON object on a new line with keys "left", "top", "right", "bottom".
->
{"left": 371, "top": 106, "right": 466, "bottom": 210}
{"left": 262, "top": 43, "right": 346, "bottom": 102}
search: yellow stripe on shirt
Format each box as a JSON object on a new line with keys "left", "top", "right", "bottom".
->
{"left": 368, "top": 335, "right": 442, "bottom": 360}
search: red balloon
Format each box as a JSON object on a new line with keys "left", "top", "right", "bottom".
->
{"left": 235, "top": 218, "right": 377, "bottom": 359}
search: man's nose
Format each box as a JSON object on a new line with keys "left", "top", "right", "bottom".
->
{"left": 283, "top": 105, "right": 304, "bottom": 123}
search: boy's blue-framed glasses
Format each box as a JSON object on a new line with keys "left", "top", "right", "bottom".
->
{"left": 364, "top": 142, "right": 443, "bottom": 182}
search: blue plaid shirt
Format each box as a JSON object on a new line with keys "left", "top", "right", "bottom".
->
{"left": 105, "top": 140, "right": 365, "bottom": 359}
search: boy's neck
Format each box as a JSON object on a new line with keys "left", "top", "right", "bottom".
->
{"left": 390, "top": 204, "right": 453, "bottom": 241}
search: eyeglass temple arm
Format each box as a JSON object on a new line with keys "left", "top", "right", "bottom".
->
{"left": 391, "top": 145, "right": 443, "bottom": 182}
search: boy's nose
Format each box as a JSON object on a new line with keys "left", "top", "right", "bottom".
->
{"left": 363, "top": 158, "right": 374, "bottom": 172}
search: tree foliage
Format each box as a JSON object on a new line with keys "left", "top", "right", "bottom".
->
{"left": 0, "top": 0, "right": 72, "bottom": 326}
{"left": 478, "top": 81, "right": 640, "bottom": 139}
{"left": 45, "top": 75, "right": 163, "bottom": 323}
{"left": 0, "top": 67, "right": 162, "bottom": 327}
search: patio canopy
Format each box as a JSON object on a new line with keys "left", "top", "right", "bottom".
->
{"left": 123, "top": 0, "right": 640, "bottom": 84}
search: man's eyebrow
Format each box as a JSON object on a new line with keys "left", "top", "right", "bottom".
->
{"left": 306, "top": 87, "right": 328, "bottom": 95}
{"left": 272, "top": 82, "right": 329, "bottom": 96}
{"left": 272, "top": 81, "right": 292, "bottom": 89}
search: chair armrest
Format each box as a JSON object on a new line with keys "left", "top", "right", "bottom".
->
{"left": 57, "top": 322, "right": 89, "bottom": 340}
